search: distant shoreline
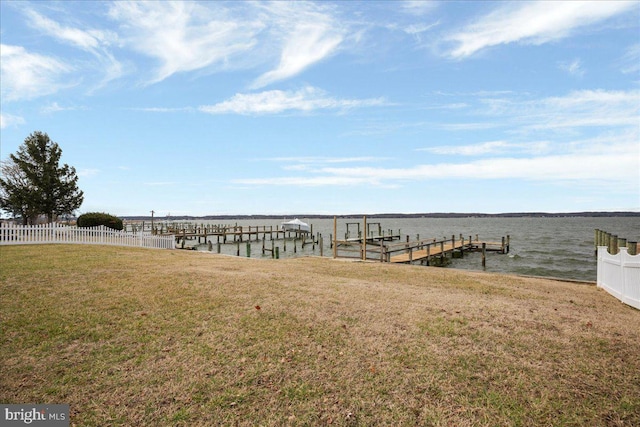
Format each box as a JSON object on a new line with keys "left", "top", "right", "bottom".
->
{"left": 121, "top": 211, "right": 640, "bottom": 221}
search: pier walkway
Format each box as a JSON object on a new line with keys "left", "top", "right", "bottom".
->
{"left": 388, "top": 238, "right": 506, "bottom": 264}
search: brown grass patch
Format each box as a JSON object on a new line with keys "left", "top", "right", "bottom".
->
{"left": 1, "top": 245, "right": 639, "bottom": 426}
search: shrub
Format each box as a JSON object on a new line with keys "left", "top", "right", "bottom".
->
{"left": 76, "top": 212, "right": 123, "bottom": 230}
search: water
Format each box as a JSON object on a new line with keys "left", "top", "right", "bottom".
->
{"left": 182, "top": 216, "right": 639, "bottom": 282}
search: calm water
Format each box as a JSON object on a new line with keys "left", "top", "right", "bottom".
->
{"left": 183, "top": 216, "right": 639, "bottom": 282}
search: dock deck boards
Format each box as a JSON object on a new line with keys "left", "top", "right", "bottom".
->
{"left": 389, "top": 241, "right": 504, "bottom": 263}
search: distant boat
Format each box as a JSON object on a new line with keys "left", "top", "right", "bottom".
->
{"left": 281, "top": 218, "right": 310, "bottom": 233}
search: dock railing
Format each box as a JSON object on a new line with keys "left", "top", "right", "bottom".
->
{"left": 0, "top": 222, "right": 175, "bottom": 250}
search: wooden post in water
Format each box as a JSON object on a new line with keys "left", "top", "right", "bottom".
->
{"left": 619, "top": 237, "right": 627, "bottom": 252}
{"left": 363, "top": 215, "right": 367, "bottom": 261}
{"left": 246, "top": 242, "right": 251, "bottom": 258}
{"left": 628, "top": 241, "right": 638, "bottom": 256}
{"left": 452, "top": 235, "right": 456, "bottom": 258}
{"left": 320, "top": 236, "right": 324, "bottom": 257}
{"left": 236, "top": 241, "right": 240, "bottom": 256}
{"left": 482, "top": 243, "right": 487, "bottom": 268}
{"left": 333, "top": 216, "right": 337, "bottom": 259}
{"left": 611, "top": 235, "right": 618, "bottom": 255}
{"left": 275, "top": 247, "right": 279, "bottom": 259}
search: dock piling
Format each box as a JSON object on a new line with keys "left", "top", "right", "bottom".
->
{"left": 482, "top": 243, "right": 487, "bottom": 268}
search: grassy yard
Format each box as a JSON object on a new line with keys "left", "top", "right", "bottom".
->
{"left": 1, "top": 245, "right": 638, "bottom": 426}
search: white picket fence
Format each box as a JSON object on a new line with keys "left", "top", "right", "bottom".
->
{"left": 597, "top": 246, "right": 640, "bottom": 310}
{"left": 0, "top": 222, "right": 175, "bottom": 250}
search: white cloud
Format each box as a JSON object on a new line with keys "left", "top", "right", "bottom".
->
{"left": 230, "top": 87, "right": 639, "bottom": 190}
{"left": 259, "top": 156, "right": 390, "bottom": 172}
{"left": 401, "top": 1, "right": 438, "bottom": 16}
{"left": 261, "top": 156, "right": 387, "bottom": 164}
{"left": 131, "top": 107, "right": 194, "bottom": 113}
{"left": 558, "top": 58, "right": 585, "bottom": 77}
{"left": 619, "top": 43, "right": 640, "bottom": 74}
{"left": 25, "top": 8, "right": 110, "bottom": 51}
{"left": 8, "top": 2, "right": 355, "bottom": 90}
{"left": 475, "top": 89, "right": 640, "bottom": 131}
{"left": 0, "top": 113, "right": 26, "bottom": 129}
{"left": 232, "top": 145, "right": 638, "bottom": 188}
{"left": 104, "top": 1, "right": 355, "bottom": 87}
{"left": 41, "top": 102, "right": 88, "bottom": 114}
{"left": 24, "top": 8, "right": 124, "bottom": 86}
{"left": 144, "top": 181, "right": 177, "bottom": 187}
{"left": 522, "top": 89, "right": 640, "bottom": 130}
{"left": 78, "top": 168, "right": 100, "bottom": 178}
{"left": 317, "top": 139, "right": 638, "bottom": 184}
{"left": 108, "top": 1, "right": 261, "bottom": 84}
{"left": 437, "top": 122, "right": 501, "bottom": 131}
{"left": 199, "top": 86, "right": 385, "bottom": 115}
{"left": 251, "top": 22, "right": 343, "bottom": 89}
{"left": 232, "top": 175, "right": 373, "bottom": 187}
{"left": 250, "top": 3, "right": 346, "bottom": 88}
{"left": 445, "top": 1, "right": 635, "bottom": 59}
{"left": 0, "top": 44, "right": 73, "bottom": 101}
{"left": 404, "top": 22, "right": 439, "bottom": 35}
{"left": 421, "top": 141, "right": 512, "bottom": 156}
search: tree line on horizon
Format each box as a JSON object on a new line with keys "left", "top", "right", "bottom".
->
{"left": 120, "top": 211, "right": 640, "bottom": 221}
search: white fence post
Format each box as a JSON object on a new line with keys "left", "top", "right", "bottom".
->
{"left": 597, "top": 246, "right": 640, "bottom": 310}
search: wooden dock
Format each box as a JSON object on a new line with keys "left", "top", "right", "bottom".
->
{"left": 331, "top": 216, "right": 509, "bottom": 266}
{"left": 334, "top": 233, "right": 509, "bottom": 265}
{"left": 123, "top": 217, "right": 510, "bottom": 268}
{"left": 388, "top": 238, "right": 506, "bottom": 264}
{"left": 162, "top": 224, "right": 311, "bottom": 246}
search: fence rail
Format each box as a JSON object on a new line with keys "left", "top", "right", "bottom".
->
{"left": 597, "top": 246, "right": 640, "bottom": 310}
{"left": 0, "top": 223, "right": 175, "bottom": 250}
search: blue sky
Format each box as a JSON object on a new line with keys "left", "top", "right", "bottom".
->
{"left": 1, "top": 1, "right": 639, "bottom": 217}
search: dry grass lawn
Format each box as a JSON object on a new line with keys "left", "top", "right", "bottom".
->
{"left": 1, "top": 244, "right": 639, "bottom": 426}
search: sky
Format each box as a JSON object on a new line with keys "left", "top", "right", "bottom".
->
{"left": 1, "top": 0, "right": 639, "bottom": 217}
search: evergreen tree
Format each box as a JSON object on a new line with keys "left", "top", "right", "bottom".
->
{"left": 0, "top": 159, "right": 39, "bottom": 224}
{"left": 0, "top": 131, "right": 84, "bottom": 223}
